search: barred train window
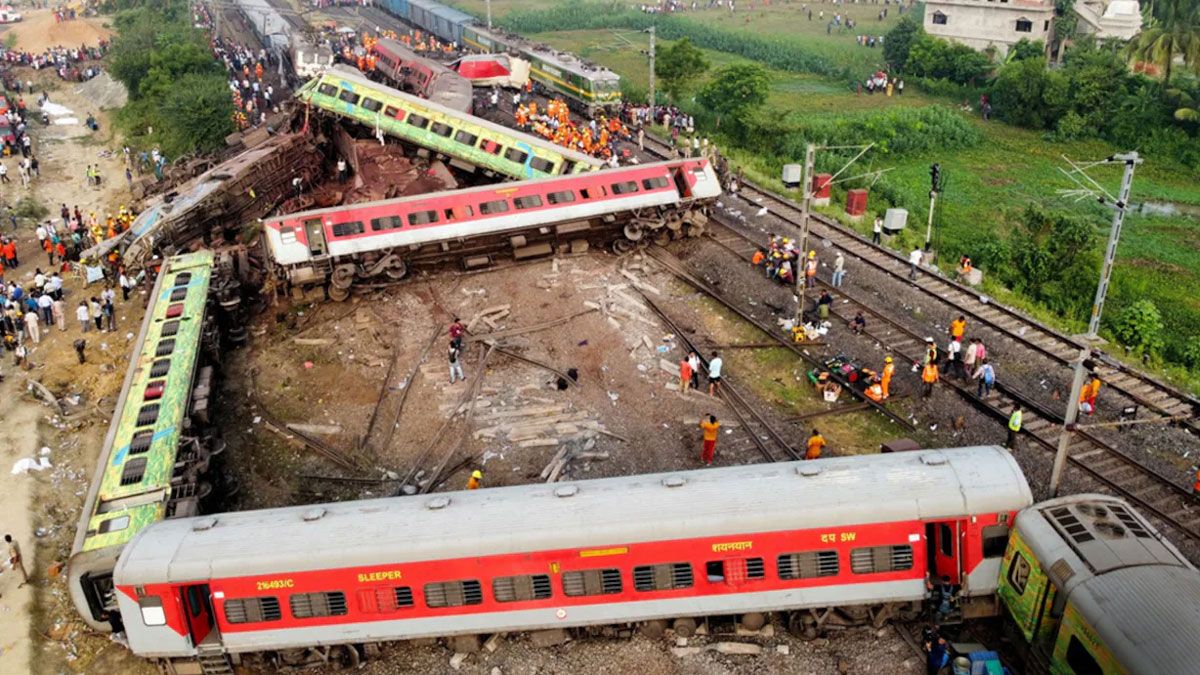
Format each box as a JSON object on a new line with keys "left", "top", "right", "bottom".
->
{"left": 611, "top": 181, "right": 639, "bottom": 195}
{"left": 479, "top": 199, "right": 510, "bottom": 215}
{"left": 562, "top": 568, "right": 622, "bottom": 597}
{"left": 513, "top": 195, "right": 543, "bottom": 210}
{"left": 331, "top": 221, "right": 364, "bottom": 237}
{"left": 356, "top": 586, "right": 414, "bottom": 613}
{"left": 529, "top": 157, "right": 556, "bottom": 174}
{"left": 407, "top": 210, "right": 439, "bottom": 226}
{"left": 371, "top": 216, "right": 403, "bottom": 232}
{"left": 778, "top": 550, "right": 839, "bottom": 579}
{"left": 503, "top": 148, "right": 529, "bottom": 164}
{"left": 290, "top": 591, "right": 348, "bottom": 619}
{"left": 850, "top": 545, "right": 914, "bottom": 574}
{"left": 424, "top": 580, "right": 483, "bottom": 608}
{"left": 547, "top": 190, "right": 576, "bottom": 205}
{"left": 633, "top": 563, "right": 693, "bottom": 592}
{"left": 492, "top": 574, "right": 553, "bottom": 603}
{"left": 224, "top": 597, "right": 282, "bottom": 624}
{"left": 642, "top": 176, "right": 671, "bottom": 190}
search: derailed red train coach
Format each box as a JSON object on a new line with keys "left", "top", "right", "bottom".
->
{"left": 113, "top": 447, "right": 1032, "bottom": 671}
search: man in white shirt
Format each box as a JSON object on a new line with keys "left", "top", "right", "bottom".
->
{"left": 909, "top": 247, "right": 923, "bottom": 280}
{"left": 708, "top": 351, "right": 723, "bottom": 396}
{"left": 872, "top": 215, "right": 883, "bottom": 244}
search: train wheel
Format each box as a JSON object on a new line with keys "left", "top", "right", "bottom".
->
{"left": 331, "top": 265, "right": 355, "bottom": 290}
{"left": 666, "top": 216, "right": 683, "bottom": 232}
{"left": 612, "top": 238, "right": 638, "bottom": 255}
{"left": 672, "top": 617, "right": 697, "bottom": 638}
{"left": 740, "top": 612, "right": 766, "bottom": 631}
{"left": 623, "top": 223, "right": 644, "bottom": 241}
{"left": 640, "top": 619, "right": 668, "bottom": 638}
{"left": 788, "top": 612, "right": 819, "bottom": 640}
{"left": 653, "top": 230, "right": 672, "bottom": 247}
{"left": 684, "top": 221, "right": 706, "bottom": 238}
{"left": 384, "top": 259, "right": 408, "bottom": 280}
{"left": 328, "top": 285, "right": 350, "bottom": 302}
{"left": 332, "top": 645, "right": 360, "bottom": 670}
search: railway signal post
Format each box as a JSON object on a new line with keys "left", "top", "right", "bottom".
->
{"left": 924, "top": 163, "right": 941, "bottom": 251}
{"left": 647, "top": 26, "right": 656, "bottom": 106}
{"left": 1050, "top": 151, "right": 1141, "bottom": 496}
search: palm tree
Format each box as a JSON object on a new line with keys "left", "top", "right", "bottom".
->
{"left": 1124, "top": 0, "right": 1200, "bottom": 87}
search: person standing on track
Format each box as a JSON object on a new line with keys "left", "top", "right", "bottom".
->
{"left": 688, "top": 351, "right": 701, "bottom": 391}
{"left": 949, "top": 315, "right": 966, "bottom": 342}
{"left": 804, "top": 250, "right": 818, "bottom": 289}
{"left": 448, "top": 341, "right": 465, "bottom": 384}
{"left": 909, "top": 246, "right": 923, "bottom": 280}
{"left": 831, "top": 250, "right": 845, "bottom": 288}
{"left": 974, "top": 359, "right": 995, "bottom": 398}
{"left": 679, "top": 357, "right": 693, "bottom": 394}
{"left": 5, "top": 534, "right": 27, "bottom": 588}
{"left": 881, "top": 356, "right": 895, "bottom": 399}
{"left": 921, "top": 361, "right": 939, "bottom": 398}
{"left": 699, "top": 414, "right": 720, "bottom": 465}
{"left": 806, "top": 429, "right": 826, "bottom": 460}
{"left": 1007, "top": 405, "right": 1022, "bottom": 449}
{"left": 449, "top": 317, "right": 465, "bottom": 350}
{"left": 708, "top": 351, "right": 723, "bottom": 395}
{"left": 872, "top": 215, "right": 883, "bottom": 244}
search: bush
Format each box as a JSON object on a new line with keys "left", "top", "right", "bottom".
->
{"left": 1181, "top": 336, "right": 1200, "bottom": 371}
{"left": 1112, "top": 299, "right": 1166, "bottom": 360}
{"left": 905, "top": 35, "right": 992, "bottom": 85}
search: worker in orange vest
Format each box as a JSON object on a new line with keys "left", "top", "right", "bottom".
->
{"left": 881, "top": 356, "right": 895, "bottom": 399}
{"left": 865, "top": 378, "right": 884, "bottom": 402}
{"left": 921, "top": 362, "right": 939, "bottom": 398}
{"left": 467, "top": 470, "right": 482, "bottom": 490}
{"left": 806, "top": 429, "right": 826, "bottom": 460}
{"left": 804, "top": 251, "right": 818, "bottom": 288}
{"left": 1084, "top": 375, "right": 1101, "bottom": 413}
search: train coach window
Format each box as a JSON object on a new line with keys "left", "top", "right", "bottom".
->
{"left": 504, "top": 148, "right": 529, "bottom": 164}
{"left": 611, "top": 181, "right": 639, "bottom": 195}
{"left": 136, "top": 403, "right": 160, "bottom": 428}
{"left": 97, "top": 515, "right": 130, "bottom": 534}
{"left": 224, "top": 597, "right": 282, "bottom": 624}
{"left": 479, "top": 199, "right": 510, "bottom": 215}
{"left": 384, "top": 106, "right": 402, "bottom": 119}
{"left": 280, "top": 226, "right": 297, "bottom": 244}
{"left": 513, "top": 195, "right": 543, "bottom": 210}
{"left": 173, "top": 272, "right": 192, "bottom": 286}
{"left": 156, "top": 339, "right": 176, "bottom": 357}
{"left": 138, "top": 596, "right": 166, "bottom": 626}
{"left": 317, "top": 83, "right": 339, "bottom": 97}
{"left": 356, "top": 586, "right": 415, "bottom": 613}
{"left": 1007, "top": 552, "right": 1031, "bottom": 595}
{"left": 454, "top": 130, "right": 479, "bottom": 146}
{"left": 120, "top": 457, "right": 147, "bottom": 486}
{"left": 161, "top": 320, "right": 181, "bottom": 338}
{"left": 547, "top": 190, "right": 576, "bottom": 205}
{"left": 290, "top": 591, "right": 348, "bottom": 619}
{"left": 562, "top": 569, "right": 622, "bottom": 597}
{"left": 407, "top": 114, "right": 430, "bottom": 130}
{"left": 642, "top": 176, "right": 671, "bottom": 190}
{"left": 129, "top": 429, "right": 154, "bottom": 455}
{"left": 408, "top": 210, "right": 439, "bottom": 226}
{"left": 493, "top": 574, "right": 553, "bottom": 603}
{"left": 169, "top": 287, "right": 188, "bottom": 302}
{"left": 149, "top": 358, "right": 171, "bottom": 378}
{"left": 633, "top": 563, "right": 694, "bottom": 592}
{"left": 361, "top": 97, "right": 383, "bottom": 113}
{"left": 482, "top": 142, "right": 504, "bottom": 156}
{"left": 778, "top": 550, "right": 840, "bottom": 579}
{"left": 746, "top": 557, "right": 766, "bottom": 579}
{"left": 371, "top": 216, "right": 403, "bottom": 232}
{"left": 337, "top": 89, "right": 361, "bottom": 106}
{"left": 529, "top": 157, "right": 556, "bottom": 174}
{"left": 1066, "top": 636, "right": 1103, "bottom": 675}
{"left": 430, "top": 122, "right": 454, "bottom": 138}
{"left": 982, "top": 524, "right": 1011, "bottom": 558}
{"left": 424, "top": 580, "right": 483, "bottom": 608}
{"left": 849, "top": 545, "right": 914, "bottom": 574}
{"left": 331, "top": 221, "right": 365, "bottom": 237}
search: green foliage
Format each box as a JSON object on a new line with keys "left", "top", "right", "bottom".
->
{"left": 108, "top": 4, "right": 234, "bottom": 158}
{"left": 883, "top": 16, "right": 922, "bottom": 72}
{"left": 992, "top": 204, "right": 1099, "bottom": 320}
{"left": 14, "top": 196, "right": 49, "bottom": 221}
{"left": 750, "top": 104, "right": 981, "bottom": 158}
{"left": 1182, "top": 335, "right": 1200, "bottom": 370}
{"left": 1112, "top": 299, "right": 1166, "bottom": 359}
{"left": 905, "top": 35, "right": 992, "bottom": 85}
{"left": 1006, "top": 39, "right": 1046, "bottom": 63}
{"left": 656, "top": 37, "right": 710, "bottom": 101}
{"left": 1122, "top": 0, "right": 1200, "bottom": 86}
{"left": 991, "top": 57, "right": 1068, "bottom": 129}
{"left": 697, "top": 63, "right": 771, "bottom": 132}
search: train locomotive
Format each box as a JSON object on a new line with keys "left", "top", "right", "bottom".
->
{"left": 261, "top": 157, "right": 720, "bottom": 298}
{"left": 113, "top": 447, "right": 1032, "bottom": 672}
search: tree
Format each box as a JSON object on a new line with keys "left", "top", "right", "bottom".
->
{"left": 1006, "top": 204, "right": 1098, "bottom": 319}
{"left": 697, "top": 63, "right": 770, "bottom": 130}
{"left": 991, "top": 57, "right": 1069, "bottom": 129}
{"left": 883, "top": 16, "right": 923, "bottom": 72}
{"left": 1123, "top": 0, "right": 1200, "bottom": 87}
{"left": 1006, "top": 38, "right": 1046, "bottom": 63}
{"left": 1113, "top": 299, "right": 1166, "bottom": 359}
{"left": 905, "top": 35, "right": 992, "bottom": 84}
{"left": 655, "top": 37, "right": 710, "bottom": 101}
{"left": 158, "top": 73, "right": 236, "bottom": 159}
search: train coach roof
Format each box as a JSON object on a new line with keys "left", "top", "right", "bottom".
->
{"left": 116, "top": 447, "right": 1031, "bottom": 583}
{"left": 313, "top": 65, "right": 602, "bottom": 167}
{"left": 1071, "top": 566, "right": 1200, "bottom": 675}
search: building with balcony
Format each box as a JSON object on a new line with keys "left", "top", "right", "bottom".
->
{"left": 923, "top": 0, "right": 1056, "bottom": 57}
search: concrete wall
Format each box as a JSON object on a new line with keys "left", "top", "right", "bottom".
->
{"left": 923, "top": 0, "right": 1055, "bottom": 56}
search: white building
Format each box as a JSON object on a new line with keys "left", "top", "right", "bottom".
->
{"left": 922, "top": 0, "right": 1142, "bottom": 57}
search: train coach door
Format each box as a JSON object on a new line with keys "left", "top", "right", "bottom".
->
{"left": 927, "top": 521, "right": 963, "bottom": 586}
{"left": 672, "top": 167, "right": 693, "bottom": 199}
{"left": 181, "top": 584, "right": 218, "bottom": 647}
{"left": 304, "top": 218, "right": 328, "bottom": 258}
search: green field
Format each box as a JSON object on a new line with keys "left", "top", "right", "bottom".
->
{"left": 451, "top": 0, "right": 1200, "bottom": 387}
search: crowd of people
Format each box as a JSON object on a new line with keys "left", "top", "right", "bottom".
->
{"left": 514, "top": 98, "right": 634, "bottom": 161}
{"left": 193, "top": 4, "right": 279, "bottom": 131}
{"left": 0, "top": 41, "right": 110, "bottom": 82}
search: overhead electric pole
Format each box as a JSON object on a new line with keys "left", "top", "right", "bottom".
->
{"left": 647, "top": 26, "right": 656, "bottom": 106}
{"left": 486, "top": 0, "right": 492, "bottom": 29}
{"left": 1049, "top": 151, "right": 1141, "bottom": 495}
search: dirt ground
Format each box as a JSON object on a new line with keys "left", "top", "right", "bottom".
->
{"left": 2, "top": 10, "right": 114, "bottom": 54}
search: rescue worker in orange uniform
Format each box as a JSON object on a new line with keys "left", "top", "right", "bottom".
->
{"left": 805, "top": 251, "right": 818, "bottom": 288}
{"left": 1084, "top": 375, "right": 1101, "bottom": 413}
{"left": 467, "top": 470, "right": 482, "bottom": 490}
{"left": 921, "top": 361, "right": 939, "bottom": 398}
{"left": 865, "top": 378, "right": 884, "bottom": 402}
{"left": 806, "top": 429, "right": 826, "bottom": 460}
{"left": 881, "top": 356, "right": 895, "bottom": 400}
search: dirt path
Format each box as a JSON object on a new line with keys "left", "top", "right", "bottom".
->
{"left": 0, "top": 402, "right": 43, "bottom": 672}
{"left": 3, "top": 10, "right": 113, "bottom": 54}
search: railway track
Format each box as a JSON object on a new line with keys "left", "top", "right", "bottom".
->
{"left": 639, "top": 135, "right": 1200, "bottom": 437}
{"left": 703, "top": 219, "right": 1200, "bottom": 549}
